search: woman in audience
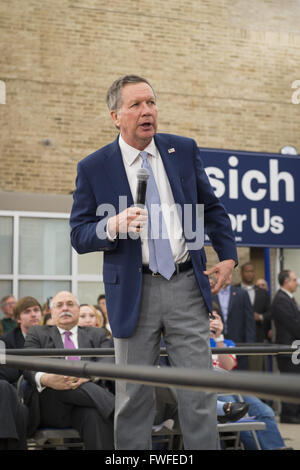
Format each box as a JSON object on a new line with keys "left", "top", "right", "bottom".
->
{"left": 94, "top": 305, "right": 112, "bottom": 339}
{"left": 79, "top": 304, "right": 102, "bottom": 327}
{"left": 210, "top": 303, "right": 289, "bottom": 450}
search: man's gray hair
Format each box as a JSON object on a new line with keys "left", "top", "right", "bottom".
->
{"left": 106, "top": 75, "right": 156, "bottom": 112}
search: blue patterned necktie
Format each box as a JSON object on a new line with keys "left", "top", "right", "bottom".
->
{"left": 140, "top": 151, "right": 175, "bottom": 280}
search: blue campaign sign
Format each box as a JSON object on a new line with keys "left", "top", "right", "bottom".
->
{"left": 199, "top": 147, "right": 300, "bottom": 247}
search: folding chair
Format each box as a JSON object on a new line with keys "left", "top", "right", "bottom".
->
{"left": 217, "top": 420, "right": 266, "bottom": 450}
{"left": 17, "top": 375, "right": 84, "bottom": 450}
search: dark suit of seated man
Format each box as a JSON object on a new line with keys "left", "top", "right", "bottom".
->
{"left": 0, "top": 380, "right": 28, "bottom": 450}
{"left": 24, "top": 291, "right": 115, "bottom": 450}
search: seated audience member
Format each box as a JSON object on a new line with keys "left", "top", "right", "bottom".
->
{"left": 94, "top": 305, "right": 106, "bottom": 327}
{"left": 94, "top": 305, "right": 113, "bottom": 340}
{"left": 41, "top": 298, "right": 52, "bottom": 320}
{"left": 210, "top": 307, "right": 289, "bottom": 450}
{"left": 23, "top": 291, "right": 115, "bottom": 450}
{"left": 97, "top": 294, "right": 111, "bottom": 334}
{"left": 0, "top": 296, "right": 43, "bottom": 385}
{"left": 2, "top": 296, "right": 42, "bottom": 349}
{"left": 212, "top": 274, "right": 256, "bottom": 370}
{"left": 79, "top": 304, "right": 103, "bottom": 328}
{"left": 0, "top": 295, "right": 17, "bottom": 333}
{"left": 0, "top": 380, "right": 28, "bottom": 450}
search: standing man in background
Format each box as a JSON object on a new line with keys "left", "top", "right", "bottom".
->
{"left": 70, "top": 75, "right": 237, "bottom": 449}
{"left": 212, "top": 274, "right": 255, "bottom": 370}
{"left": 238, "top": 262, "right": 271, "bottom": 371}
{"left": 271, "top": 270, "right": 300, "bottom": 423}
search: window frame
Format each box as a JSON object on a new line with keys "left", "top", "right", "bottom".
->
{"left": 0, "top": 210, "right": 103, "bottom": 299}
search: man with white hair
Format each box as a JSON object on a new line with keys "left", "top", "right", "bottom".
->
{"left": 24, "top": 291, "right": 115, "bottom": 449}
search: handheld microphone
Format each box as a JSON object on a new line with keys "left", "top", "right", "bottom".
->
{"left": 136, "top": 168, "right": 150, "bottom": 207}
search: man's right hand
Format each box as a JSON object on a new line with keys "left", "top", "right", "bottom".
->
{"left": 107, "top": 206, "right": 148, "bottom": 238}
{"left": 40, "top": 373, "right": 78, "bottom": 390}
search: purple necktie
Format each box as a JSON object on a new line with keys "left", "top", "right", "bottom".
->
{"left": 64, "top": 331, "right": 80, "bottom": 360}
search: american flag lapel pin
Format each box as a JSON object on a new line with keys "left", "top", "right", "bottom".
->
{"left": 168, "top": 147, "right": 175, "bottom": 154}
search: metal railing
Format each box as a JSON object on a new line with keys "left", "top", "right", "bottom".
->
{"left": 4, "top": 344, "right": 298, "bottom": 357}
{"left": 3, "top": 347, "right": 300, "bottom": 404}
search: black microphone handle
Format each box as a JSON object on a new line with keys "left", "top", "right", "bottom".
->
{"left": 136, "top": 180, "right": 148, "bottom": 207}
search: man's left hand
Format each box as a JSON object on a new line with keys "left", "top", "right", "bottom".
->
{"left": 204, "top": 259, "right": 236, "bottom": 295}
{"left": 66, "top": 377, "right": 90, "bottom": 389}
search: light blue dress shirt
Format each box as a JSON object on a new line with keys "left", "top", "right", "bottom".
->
{"left": 217, "top": 285, "right": 231, "bottom": 333}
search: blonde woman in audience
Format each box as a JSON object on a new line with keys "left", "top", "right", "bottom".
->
{"left": 79, "top": 304, "right": 102, "bottom": 327}
{"left": 80, "top": 304, "right": 113, "bottom": 347}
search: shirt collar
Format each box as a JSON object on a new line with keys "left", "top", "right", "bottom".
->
{"left": 119, "top": 134, "right": 158, "bottom": 166}
{"left": 241, "top": 283, "right": 255, "bottom": 290}
{"left": 280, "top": 287, "right": 294, "bottom": 299}
{"left": 57, "top": 324, "right": 78, "bottom": 336}
{"left": 219, "top": 285, "right": 231, "bottom": 295}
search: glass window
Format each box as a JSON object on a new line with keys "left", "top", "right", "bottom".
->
{"left": 77, "top": 252, "right": 103, "bottom": 276}
{"left": 19, "top": 218, "right": 71, "bottom": 276}
{"left": 0, "top": 212, "right": 104, "bottom": 306}
{"left": 19, "top": 280, "right": 71, "bottom": 305}
{"left": 0, "top": 217, "right": 13, "bottom": 274}
{"left": 78, "top": 282, "right": 104, "bottom": 305}
{"left": 0, "top": 280, "right": 13, "bottom": 305}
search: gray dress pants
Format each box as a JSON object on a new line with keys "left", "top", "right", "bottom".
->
{"left": 114, "top": 267, "right": 218, "bottom": 450}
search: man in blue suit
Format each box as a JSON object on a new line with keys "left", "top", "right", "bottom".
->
{"left": 212, "top": 275, "right": 256, "bottom": 370}
{"left": 70, "top": 75, "right": 237, "bottom": 449}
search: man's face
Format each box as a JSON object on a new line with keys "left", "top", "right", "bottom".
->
{"left": 51, "top": 292, "right": 80, "bottom": 330}
{"left": 111, "top": 82, "right": 158, "bottom": 150}
{"left": 18, "top": 305, "right": 42, "bottom": 334}
{"left": 284, "top": 271, "right": 298, "bottom": 293}
{"left": 1, "top": 296, "right": 16, "bottom": 318}
{"left": 241, "top": 265, "right": 255, "bottom": 285}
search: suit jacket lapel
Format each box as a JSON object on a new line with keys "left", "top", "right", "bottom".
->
{"left": 102, "top": 136, "right": 134, "bottom": 206}
{"left": 78, "top": 328, "right": 95, "bottom": 362}
{"left": 154, "top": 134, "right": 185, "bottom": 206}
{"left": 78, "top": 327, "right": 92, "bottom": 348}
{"left": 50, "top": 326, "right": 64, "bottom": 349}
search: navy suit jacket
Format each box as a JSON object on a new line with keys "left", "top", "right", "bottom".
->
{"left": 212, "top": 286, "right": 256, "bottom": 344}
{"left": 271, "top": 289, "right": 300, "bottom": 345}
{"left": 70, "top": 133, "right": 237, "bottom": 337}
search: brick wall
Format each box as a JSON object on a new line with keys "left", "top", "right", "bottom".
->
{"left": 1, "top": 0, "right": 300, "bottom": 274}
{"left": 1, "top": 0, "right": 299, "bottom": 194}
